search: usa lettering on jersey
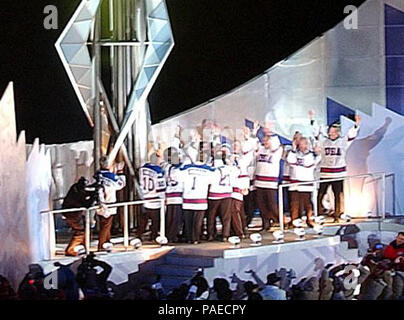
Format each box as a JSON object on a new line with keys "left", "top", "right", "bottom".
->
{"left": 324, "top": 147, "right": 342, "bottom": 156}
{"left": 254, "top": 145, "right": 283, "bottom": 189}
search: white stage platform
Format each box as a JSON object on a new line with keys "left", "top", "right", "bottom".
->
{"left": 37, "top": 218, "right": 403, "bottom": 289}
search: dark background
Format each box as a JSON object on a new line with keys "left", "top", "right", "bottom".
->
{"left": 0, "top": 0, "right": 365, "bottom": 144}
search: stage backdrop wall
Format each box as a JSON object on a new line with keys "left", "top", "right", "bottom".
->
{"left": 152, "top": 0, "right": 404, "bottom": 217}
{"left": 27, "top": 140, "right": 94, "bottom": 209}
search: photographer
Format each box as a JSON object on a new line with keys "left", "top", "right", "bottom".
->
{"left": 95, "top": 156, "right": 126, "bottom": 251}
{"left": 17, "top": 264, "right": 61, "bottom": 300}
{"left": 62, "top": 177, "right": 94, "bottom": 256}
{"left": 76, "top": 252, "right": 112, "bottom": 299}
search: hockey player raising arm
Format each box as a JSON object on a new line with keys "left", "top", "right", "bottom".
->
{"left": 254, "top": 135, "right": 284, "bottom": 231}
{"left": 309, "top": 110, "right": 361, "bottom": 222}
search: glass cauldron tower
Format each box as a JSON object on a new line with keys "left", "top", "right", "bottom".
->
{"left": 55, "top": 0, "right": 174, "bottom": 205}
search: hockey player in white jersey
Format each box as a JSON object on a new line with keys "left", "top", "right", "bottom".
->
{"left": 207, "top": 147, "right": 239, "bottom": 242}
{"left": 179, "top": 157, "right": 216, "bottom": 244}
{"left": 254, "top": 134, "right": 283, "bottom": 230}
{"left": 310, "top": 110, "right": 361, "bottom": 222}
{"left": 162, "top": 147, "right": 184, "bottom": 243}
{"left": 137, "top": 153, "right": 166, "bottom": 241}
{"left": 96, "top": 157, "right": 126, "bottom": 251}
{"left": 282, "top": 132, "right": 302, "bottom": 184}
{"left": 286, "top": 137, "right": 321, "bottom": 227}
{"left": 240, "top": 122, "right": 260, "bottom": 227}
{"left": 230, "top": 140, "right": 251, "bottom": 237}
{"left": 281, "top": 132, "right": 301, "bottom": 224}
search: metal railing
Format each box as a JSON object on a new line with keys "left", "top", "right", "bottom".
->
{"left": 278, "top": 172, "right": 387, "bottom": 232}
{"left": 41, "top": 172, "right": 388, "bottom": 258}
{"left": 41, "top": 199, "right": 165, "bottom": 259}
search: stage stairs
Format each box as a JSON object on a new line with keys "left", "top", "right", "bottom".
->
{"left": 155, "top": 252, "right": 216, "bottom": 293}
{"left": 153, "top": 220, "right": 404, "bottom": 293}
{"left": 155, "top": 241, "right": 362, "bottom": 293}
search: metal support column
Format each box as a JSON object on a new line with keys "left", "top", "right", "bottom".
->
{"left": 93, "top": 7, "right": 102, "bottom": 170}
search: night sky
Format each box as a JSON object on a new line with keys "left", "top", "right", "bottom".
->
{"left": 0, "top": 0, "right": 365, "bottom": 144}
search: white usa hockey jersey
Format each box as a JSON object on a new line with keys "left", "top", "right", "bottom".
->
{"left": 286, "top": 150, "right": 321, "bottom": 192}
{"left": 139, "top": 163, "right": 166, "bottom": 209}
{"left": 179, "top": 163, "right": 216, "bottom": 210}
{"left": 208, "top": 160, "right": 239, "bottom": 200}
{"left": 97, "top": 170, "right": 126, "bottom": 217}
{"left": 282, "top": 144, "right": 294, "bottom": 184}
{"left": 231, "top": 155, "right": 250, "bottom": 201}
{"left": 254, "top": 144, "right": 283, "bottom": 189}
{"left": 314, "top": 124, "right": 359, "bottom": 178}
{"left": 164, "top": 163, "right": 184, "bottom": 205}
{"left": 242, "top": 137, "right": 259, "bottom": 192}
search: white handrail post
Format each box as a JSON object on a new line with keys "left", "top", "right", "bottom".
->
{"left": 278, "top": 185, "right": 284, "bottom": 232}
{"left": 381, "top": 172, "right": 386, "bottom": 221}
{"left": 49, "top": 212, "right": 56, "bottom": 259}
{"left": 347, "top": 175, "right": 351, "bottom": 217}
{"left": 160, "top": 199, "right": 165, "bottom": 238}
{"left": 313, "top": 181, "right": 318, "bottom": 217}
{"left": 85, "top": 209, "right": 91, "bottom": 254}
{"left": 123, "top": 205, "right": 129, "bottom": 249}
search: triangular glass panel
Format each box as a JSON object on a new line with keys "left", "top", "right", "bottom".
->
{"left": 69, "top": 45, "right": 91, "bottom": 66}
{"left": 151, "top": 23, "right": 171, "bottom": 43}
{"left": 71, "top": 66, "right": 90, "bottom": 83}
{"left": 60, "top": 43, "right": 83, "bottom": 62}
{"left": 62, "top": 24, "right": 87, "bottom": 44}
{"left": 77, "top": 68, "right": 92, "bottom": 86}
{"left": 143, "top": 66, "right": 158, "bottom": 80}
{"left": 79, "top": 87, "right": 92, "bottom": 104}
{"left": 72, "top": 20, "right": 93, "bottom": 42}
{"left": 149, "top": 19, "right": 168, "bottom": 40}
{"left": 153, "top": 42, "right": 171, "bottom": 61}
{"left": 86, "top": 0, "right": 101, "bottom": 17}
{"left": 76, "top": 4, "right": 92, "bottom": 22}
{"left": 144, "top": 47, "right": 161, "bottom": 66}
{"left": 149, "top": 1, "right": 168, "bottom": 20}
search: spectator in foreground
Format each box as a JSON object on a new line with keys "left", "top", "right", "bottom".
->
{"left": 18, "top": 264, "right": 61, "bottom": 300}
{"left": 54, "top": 262, "right": 80, "bottom": 300}
{"left": 384, "top": 232, "right": 404, "bottom": 300}
{"left": 209, "top": 278, "right": 233, "bottom": 300}
{"left": 243, "top": 281, "right": 263, "bottom": 300}
{"left": 384, "top": 232, "right": 404, "bottom": 261}
{"left": 247, "top": 270, "right": 287, "bottom": 300}
{"left": 76, "top": 252, "right": 112, "bottom": 299}
{"left": 0, "top": 275, "right": 16, "bottom": 300}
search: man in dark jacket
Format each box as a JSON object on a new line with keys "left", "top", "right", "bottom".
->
{"left": 62, "top": 177, "right": 93, "bottom": 256}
